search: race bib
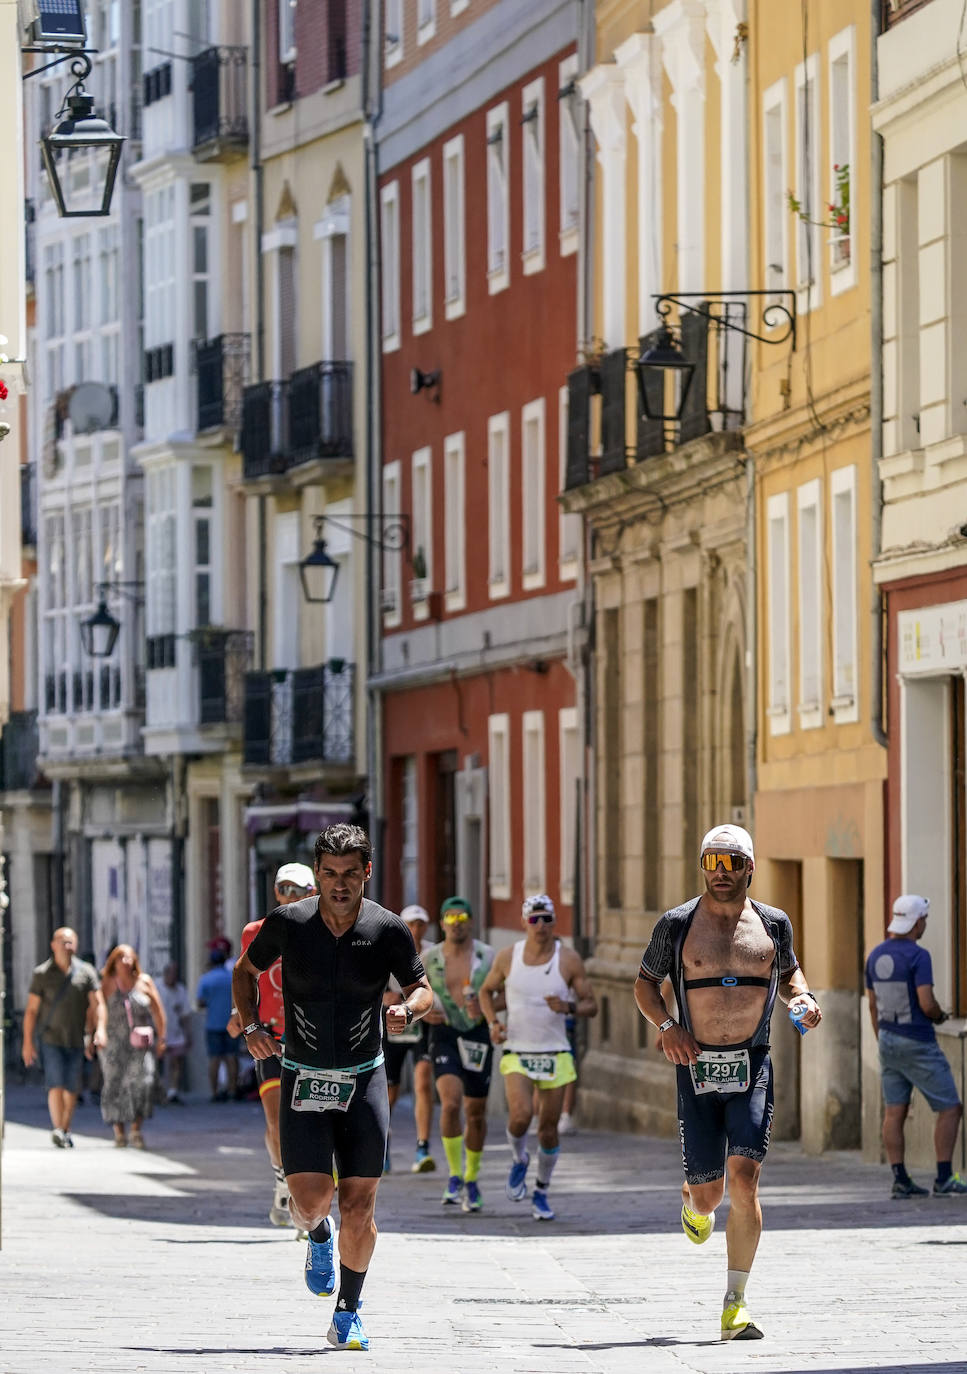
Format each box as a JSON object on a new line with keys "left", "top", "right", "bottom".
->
{"left": 457, "top": 1037, "right": 489, "bottom": 1073}
{"left": 291, "top": 1067, "right": 357, "bottom": 1113}
{"left": 517, "top": 1052, "right": 557, "bottom": 1082}
{"left": 689, "top": 1048, "right": 750, "bottom": 1096}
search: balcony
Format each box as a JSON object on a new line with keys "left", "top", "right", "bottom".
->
{"left": 0, "top": 711, "right": 42, "bottom": 791}
{"left": 194, "top": 629, "right": 254, "bottom": 726}
{"left": 241, "top": 361, "right": 353, "bottom": 480}
{"left": 20, "top": 462, "right": 36, "bottom": 548}
{"left": 243, "top": 661, "right": 355, "bottom": 768}
{"left": 192, "top": 46, "right": 249, "bottom": 157}
{"left": 882, "top": 0, "right": 934, "bottom": 26}
{"left": 196, "top": 333, "right": 251, "bottom": 432}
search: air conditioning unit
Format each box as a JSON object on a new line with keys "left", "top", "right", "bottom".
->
{"left": 380, "top": 587, "right": 398, "bottom": 613}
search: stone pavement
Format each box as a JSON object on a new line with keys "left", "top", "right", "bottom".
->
{"left": 2, "top": 1080, "right": 967, "bottom": 1374}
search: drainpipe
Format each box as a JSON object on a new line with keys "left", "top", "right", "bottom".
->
{"left": 251, "top": 0, "right": 267, "bottom": 669}
{"left": 870, "top": 0, "right": 887, "bottom": 749}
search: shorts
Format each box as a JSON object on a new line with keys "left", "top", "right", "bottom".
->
{"left": 430, "top": 1024, "right": 494, "bottom": 1099}
{"left": 206, "top": 1030, "right": 238, "bottom": 1059}
{"left": 500, "top": 1050, "right": 576, "bottom": 1091}
{"left": 878, "top": 1028, "right": 961, "bottom": 1112}
{"left": 40, "top": 1042, "right": 85, "bottom": 1093}
{"left": 279, "top": 1061, "right": 389, "bottom": 1179}
{"left": 383, "top": 1022, "right": 431, "bottom": 1087}
{"left": 676, "top": 1046, "right": 774, "bottom": 1185}
{"left": 257, "top": 1054, "right": 282, "bottom": 1094}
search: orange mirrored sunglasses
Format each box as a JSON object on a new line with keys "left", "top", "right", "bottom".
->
{"left": 701, "top": 850, "right": 748, "bottom": 873}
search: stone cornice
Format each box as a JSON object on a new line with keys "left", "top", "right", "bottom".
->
{"left": 743, "top": 375, "right": 871, "bottom": 463}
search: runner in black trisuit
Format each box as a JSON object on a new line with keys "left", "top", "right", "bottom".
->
{"left": 232, "top": 823, "right": 432, "bottom": 1352}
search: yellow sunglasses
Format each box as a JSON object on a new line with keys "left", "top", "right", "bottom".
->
{"left": 701, "top": 851, "right": 748, "bottom": 873}
{"left": 441, "top": 911, "right": 471, "bottom": 924}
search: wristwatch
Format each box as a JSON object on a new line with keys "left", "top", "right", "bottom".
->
{"left": 658, "top": 1017, "right": 676, "bottom": 1034}
{"left": 242, "top": 1022, "right": 262, "bottom": 1037}
{"left": 403, "top": 1005, "right": 414, "bottom": 1026}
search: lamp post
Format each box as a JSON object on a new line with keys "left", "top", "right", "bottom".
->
{"left": 25, "top": 49, "right": 125, "bottom": 218}
{"left": 299, "top": 537, "right": 340, "bottom": 605}
{"left": 78, "top": 581, "right": 144, "bottom": 657}
{"left": 298, "top": 513, "right": 411, "bottom": 605}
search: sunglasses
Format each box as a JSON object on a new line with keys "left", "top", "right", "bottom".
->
{"left": 277, "top": 883, "right": 311, "bottom": 898}
{"left": 525, "top": 910, "right": 555, "bottom": 925}
{"left": 700, "top": 851, "right": 748, "bottom": 873}
{"left": 442, "top": 911, "right": 471, "bottom": 924}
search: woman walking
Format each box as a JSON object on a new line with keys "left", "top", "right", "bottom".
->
{"left": 95, "top": 945, "right": 166, "bottom": 1148}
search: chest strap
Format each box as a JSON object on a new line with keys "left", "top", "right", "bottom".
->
{"left": 683, "top": 976, "right": 772, "bottom": 990}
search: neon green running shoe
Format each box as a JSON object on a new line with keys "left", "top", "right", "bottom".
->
{"left": 721, "top": 1301, "right": 764, "bottom": 1341}
{"left": 681, "top": 1201, "right": 715, "bottom": 1244}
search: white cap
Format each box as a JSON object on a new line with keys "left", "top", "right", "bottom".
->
{"left": 700, "top": 824, "right": 755, "bottom": 864}
{"left": 401, "top": 904, "right": 430, "bottom": 925}
{"left": 523, "top": 893, "right": 555, "bottom": 917}
{"left": 888, "top": 893, "right": 929, "bottom": 935}
{"left": 275, "top": 862, "right": 316, "bottom": 891}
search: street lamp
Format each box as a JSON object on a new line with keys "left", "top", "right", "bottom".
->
{"left": 636, "top": 325, "right": 696, "bottom": 424}
{"left": 298, "top": 513, "right": 411, "bottom": 605}
{"left": 79, "top": 580, "right": 144, "bottom": 657}
{"left": 299, "top": 537, "right": 340, "bottom": 605}
{"left": 26, "top": 50, "right": 125, "bottom": 218}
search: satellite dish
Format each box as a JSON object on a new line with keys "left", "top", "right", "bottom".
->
{"left": 68, "top": 382, "right": 115, "bottom": 434}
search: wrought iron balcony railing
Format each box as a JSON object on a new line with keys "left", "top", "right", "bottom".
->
{"left": 241, "top": 380, "right": 290, "bottom": 478}
{"left": 243, "top": 661, "right": 355, "bottom": 767}
{"left": 191, "top": 45, "right": 249, "bottom": 154}
{"left": 0, "top": 711, "right": 41, "bottom": 791}
{"left": 194, "top": 629, "right": 255, "bottom": 726}
{"left": 196, "top": 333, "right": 251, "bottom": 431}
{"left": 287, "top": 361, "right": 354, "bottom": 466}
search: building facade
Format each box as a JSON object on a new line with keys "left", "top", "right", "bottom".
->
{"left": 374, "top": 0, "right": 583, "bottom": 939}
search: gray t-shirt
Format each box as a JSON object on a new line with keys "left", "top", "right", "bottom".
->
{"left": 28, "top": 957, "right": 100, "bottom": 1049}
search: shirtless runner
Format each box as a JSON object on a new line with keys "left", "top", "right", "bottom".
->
{"left": 634, "top": 824, "right": 822, "bottom": 1342}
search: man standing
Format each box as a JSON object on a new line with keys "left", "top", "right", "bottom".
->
{"left": 159, "top": 962, "right": 192, "bottom": 1103}
{"left": 197, "top": 946, "right": 237, "bottom": 1100}
{"left": 865, "top": 893, "right": 967, "bottom": 1197}
{"left": 479, "top": 894, "right": 597, "bottom": 1222}
{"left": 232, "top": 824, "right": 432, "bottom": 1352}
{"left": 634, "top": 824, "right": 821, "bottom": 1342}
{"left": 228, "top": 861, "right": 317, "bottom": 1226}
{"left": 22, "top": 928, "right": 100, "bottom": 1147}
{"left": 423, "top": 896, "right": 495, "bottom": 1211}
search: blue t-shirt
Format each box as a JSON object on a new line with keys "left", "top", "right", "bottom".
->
{"left": 196, "top": 964, "right": 234, "bottom": 1032}
{"left": 865, "top": 938, "right": 936, "bottom": 1042}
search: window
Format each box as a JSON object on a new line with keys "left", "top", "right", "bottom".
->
{"left": 521, "top": 397, "right": 546, "bottom": 590}
{"left": 559, "top": 56, "right": 580, "bottom": 254}
{"left": 192, "top": 465, "right": 213, "bottom": 627}
{"left": 828, "top": 26, "right": 856, "bottom": 289}
{"left": 488, "top": 411, "right": 510, "bottom": 599}
{"left": 763, "top": 79, "right": 788, "bottom": 299}
{"left": 451, "top": 0, "right": 469, "bottom": 14}
{"left": 521, "top": 77, "right": 546, "bottom": 273}
{"left": 382, "top": 461, "right": 402, "bottom": 625}
{"left": 831, "top": 465, "right": 858, "bottom": 723}
{"left": 401, "top": 757, "right": 419, "bottom": 905}
{"left": 417, "top": 0, "right": 435, "bottom": 44}
{"left": 486, "top": 103, "right": 509, "bottom": 294}
{"left": 411, "top": 446, "right": 433, "bottom": 618}
{"left": 797, "top": 479, "right": 823, "bottom": 729}
{"left": 43, "top": 242, "right": 65, "bottom": 398}
{"left": 558, "top": 384, "right": 579, "bottom": 577}
{"left": 443, "top": 136, "right": 466, "bottom": 319}
{"left": 380, "top": 181, "right": 401, "bottom": 350}
{"left": 315, "top": 197, "right": 350, "bottom": 360}
{"left": 488, "top": 714, "right": 511, "bottom": 899}
{"left": 279, "top": 0, "right": 296, "bottom": 64}
{"left": 43, "top": 513, "right": 67, "bottom": 715}
{"left": 522, "top": 711, "right": 546, "bottom": 893}
{"left": 766, "top": 491, "right": 791, "bottom": 735}
{"left": 146, "top": 465, "right": 177, "bottom": 645}
{"left": 190, "top": 182, "right": 211, "bottom": 341}
{"left": 559, "top": 707, "right": 579, "bottom": 905}
{"left": 444, "top": 431, "right": 465, "bottom": 611}
{"left": 794, "top": 54, "right": 822, "bottom": 309}
{"left": 144, "top": 183, "right": 176, "bottom": 355}
{"left": 384, "top": 0, "right": 402, "bottom": 67}
{"left": 411, "top": 159, "right": 432, "bottom": 333}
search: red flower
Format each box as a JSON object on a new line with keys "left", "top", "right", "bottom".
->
{"left": 0, "top": 381, "right": 8, "bottom": 401}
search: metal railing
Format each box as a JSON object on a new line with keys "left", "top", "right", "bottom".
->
{"left": 288, "top": 360, "right": 353, "bottom": 466}
{"left": 241, "top": 380, "right": 290, "bottom": 478}
{"left": 191, "top": 45, "right": 249, "bottom": 152}
{"left": 196, "top": 333, "right": 251, "bottom": 431}
{"left": 194, "top": 629, "right": 255, "bottom": 726}
{"left": 0, "top": 711, "right": 41, "bottom": 791}
{"left": 243, "top": 661, "right": 355, "bottom": 767}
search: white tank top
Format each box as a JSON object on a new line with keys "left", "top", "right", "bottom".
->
{"left": 504, "top": 939, "right": 571, "bottom": 1053}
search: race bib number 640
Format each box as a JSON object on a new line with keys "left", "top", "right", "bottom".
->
{"left": 291, "top": 1067, "right": 357, "bottom": 1113}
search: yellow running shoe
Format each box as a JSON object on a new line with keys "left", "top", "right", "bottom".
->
{"left": 721, "top": 1301, "right": 764, "bottom": 1341}
{"left": 681, "top": 1201, "right": 715, "bottom": 1244}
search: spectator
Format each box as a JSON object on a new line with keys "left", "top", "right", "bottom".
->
{"left": 197, "top": 945, "right": 237, "bottom": 1101}
{"left": 159, "top": 962, "right": 192, "bottom": 1103}
{"left": 95, "top": 945, "right": 166, "bottom": 1148}
{"left": 21, "top": 927, "right": 100, "bottom": 1147}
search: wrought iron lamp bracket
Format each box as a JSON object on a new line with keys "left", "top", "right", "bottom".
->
{"left": 653, "top": 291, "right": 797, "bottom": 351}
{"left": 311, "top": 513, "right": 411, "bottom": 559}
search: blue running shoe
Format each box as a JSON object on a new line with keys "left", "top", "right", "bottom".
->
{"left": 442, "top": 1174, "right": 463, "bottom": 1205}
{"left": 462, "top": 1180, "right": 482, "bottom": 1212}
{"left": 506, "top": 1150, "right": 530, "bottom": 1202}
{"left": 327, "top": 1309, "right": 368, "bottom": 1351}
{"left": 304, "top": 1222, "right": 335, "bottom": 1296}
{"left": 531, "top": 1188, "right": 555, "bottom": 1221}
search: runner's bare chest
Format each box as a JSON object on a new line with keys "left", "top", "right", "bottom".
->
{"left": 443, "top": 947, "right": 473, "bottom": 1006}
{"left": 682, "top": 907, "right": 775, "bottom": 1045}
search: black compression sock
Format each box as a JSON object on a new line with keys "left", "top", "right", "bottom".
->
{"left": 336, "top": 1265, "right": 366, "bottom": 1313}
{"left": 309, "top": 1218, "right": 331, "bottom": 1243}
{"left": 937, "top": 1161, "right": 953, "bottom": 1186}
{"left": 417, "top": 1138, "right": 429, "bottom": 1150}
{"left": 891, "top": 1163, "right": 912, "bottom": 1186}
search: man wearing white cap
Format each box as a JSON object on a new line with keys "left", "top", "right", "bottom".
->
{"left": 865, "top": 894, "right": 967, "bottom": 1198}
{"left": 228, "top": 861, "right": 317, "bottom": 1226}
{"left": 634, "top": 823, "right": 821, "bottom": 1342}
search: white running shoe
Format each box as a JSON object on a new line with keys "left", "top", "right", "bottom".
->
{"left": 558, "top": 1111, "right": 576, "bottom": 1136}
{"left": 269, "top": 1174, "right": 291, "bottom": 1227}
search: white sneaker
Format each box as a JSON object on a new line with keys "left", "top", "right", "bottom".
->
{"left": 558, "top": 1111, "right": 577, "bottom": 1136}
{"left": 269, "top": 1174, "right": 291, "bottom": 1227}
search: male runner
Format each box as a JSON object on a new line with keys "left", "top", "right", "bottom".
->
{"left": 383, "top": 903, "right": 437, "bottom": 1174}
{"left": 634, "top": 823, "right": 822, "bottom": 1342}
{"left": 479, "top": 894, "right": 596, "bottom": 1221}
{"left": 423, "top": 896, "right": 495, "bottom": 1211}
{"left": 227, "top": 861, "right": 317, "bottom": 1227}
{"left": 233, "top": 824, "right": 432, "bottom": 1352}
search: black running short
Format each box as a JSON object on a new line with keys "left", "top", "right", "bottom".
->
{"left": 383, "top": 1022, "right": 431, "bottom": 1087}
{"left": 256, "top": 1053, "right": 282, "bottom": 1088}
{"left": 279, "top": 1061, "right": 389, "bottom": 1179}
{"left": 675, "top": 1046, "right": 774, "bottom": 1185}
{"left": 430, "top": 1023, "right": 493, "bottom": 1099}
